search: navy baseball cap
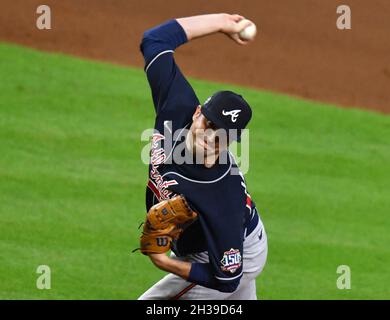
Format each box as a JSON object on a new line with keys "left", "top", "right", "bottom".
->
{"left": 200, "top": 91, "right": 252, "bottom": 142}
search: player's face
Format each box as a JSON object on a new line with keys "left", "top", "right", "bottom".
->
{"left": 187, "top": 106, "right": 229, "bottom": 167}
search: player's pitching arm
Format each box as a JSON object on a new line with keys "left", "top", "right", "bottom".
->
{"left": 176, "top": 13, "right": 252, "bottom": 45}
{"left": 149, "top": 252, "right": 191, "bottom": 279}
{"left": 144, "top": 13, "right": 251, "bottom": 292}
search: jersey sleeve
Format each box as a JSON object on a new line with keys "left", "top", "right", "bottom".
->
{"left": 187, "top": 186, "right": 246, "bottom": 292}
{"left": 140, "top": 19, "right": 199, "bottom": 116}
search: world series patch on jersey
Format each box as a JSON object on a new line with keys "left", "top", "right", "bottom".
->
{"left": 220, "top": 248, "right": 242, "bottom": 273}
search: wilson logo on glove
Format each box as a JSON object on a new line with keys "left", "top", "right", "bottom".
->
{"left": 133, "top": 195, "right": 198, "bottom": 255}
{"left": 156, "top": 237, "right": 169, "bottom": 247}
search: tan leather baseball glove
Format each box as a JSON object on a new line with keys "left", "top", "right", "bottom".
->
{"left": 138, "top": 195, "right": 198, "bottom": 255}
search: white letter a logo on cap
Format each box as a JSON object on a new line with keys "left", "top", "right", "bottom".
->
{"left": 222, "top": 109, "right": 241, "bottom": 123}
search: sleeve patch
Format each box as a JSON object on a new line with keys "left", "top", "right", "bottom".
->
{"left": 220, "top": 248, "right": 242, "bottom": 273}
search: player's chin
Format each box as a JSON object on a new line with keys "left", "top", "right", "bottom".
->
{"left": 194, "top": 143, "right": 217, "bottom": 156}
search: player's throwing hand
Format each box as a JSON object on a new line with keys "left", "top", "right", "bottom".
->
{"left": 220, "top": 14, "right": 254, "bottom": 45}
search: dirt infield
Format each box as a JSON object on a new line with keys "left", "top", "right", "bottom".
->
{"left": 1, "top": 0, "right": 389, "bottom": 113}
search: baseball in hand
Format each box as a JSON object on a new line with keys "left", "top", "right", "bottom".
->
{"left": 238, "top": 19, "right": 257, "bottom": 41}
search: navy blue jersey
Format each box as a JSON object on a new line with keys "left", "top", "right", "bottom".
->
{"left": 140, "top": 20, "right": 260, "bottom": 292}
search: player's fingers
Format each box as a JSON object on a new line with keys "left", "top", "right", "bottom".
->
{"left": 235, "top": 19, "right": 253, "bottom": 32}
{"left": 231, "top": 14, "right": 245, "bottom": 22}
{"left": 230, "top": 33, "right": 249, "bottom": 45}
{"left": 237, "top": 38, "right": 249, "bottom": 45}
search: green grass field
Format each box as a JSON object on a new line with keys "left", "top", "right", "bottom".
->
{"left": 0, "top": 42, "right": 389, "bottom": 299}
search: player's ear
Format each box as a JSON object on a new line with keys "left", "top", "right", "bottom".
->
{"left": 192, "top": 105, "right": 202, "bottom": 120}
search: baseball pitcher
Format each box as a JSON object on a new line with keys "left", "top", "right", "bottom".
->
{"left": 136, "top": 13, "right": 268, "bottom": 300}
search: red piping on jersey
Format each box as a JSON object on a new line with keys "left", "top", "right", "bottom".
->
{"left": 170, "top": 283, "right": 197, "bottom": 300}
{"left": 246, "top": 195, "right": 252, "bottom": 207}
{"left": 147, "top": 179, "right": 161, "bottom": 201}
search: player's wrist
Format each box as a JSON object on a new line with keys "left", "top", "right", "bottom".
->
{"left": 148, "top": 252, "right": 169, "bottom": 268}
{"left": 218, "top": 13, "right": 231, "bottom": 33}
{"left": 149, "top": 253, "right": 191, "bottom": 279}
